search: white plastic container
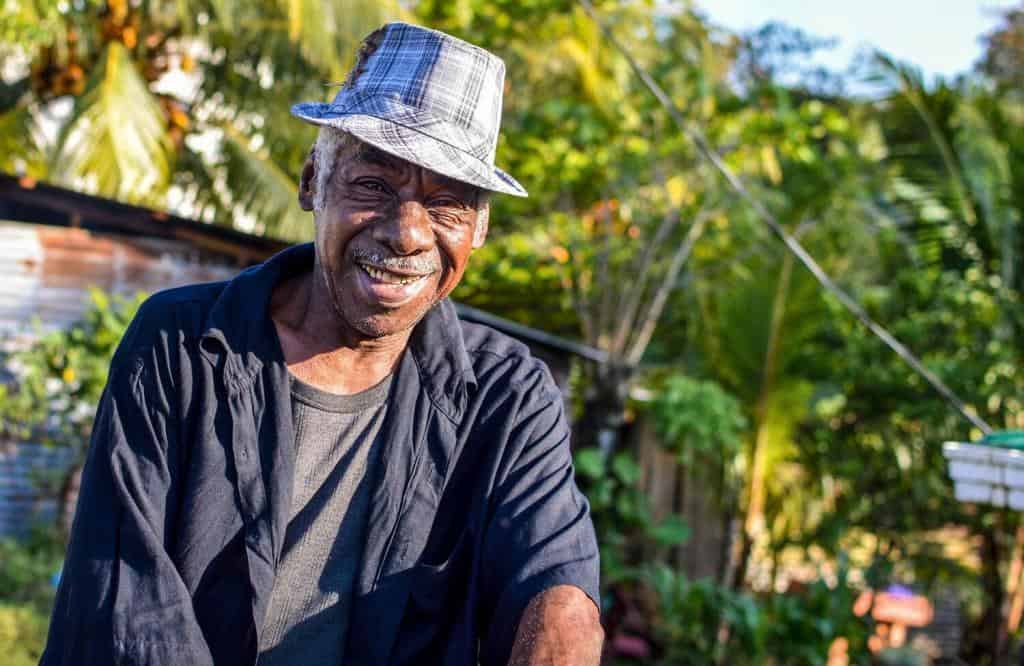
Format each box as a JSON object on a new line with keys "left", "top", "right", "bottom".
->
{"left": 1001, "top": 449, "right": 1024, "bottom": 488}
{"left": 953, "top": 481, "right": 996, "bottom": 505}
{"left": 944, "top": 442, "right": 1002, "bottom": 484}
{"left": 945, "top": 434, "right": 1024, "bottom": 510}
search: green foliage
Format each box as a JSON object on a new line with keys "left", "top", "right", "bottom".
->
{"left": 757, "top": 573, "right": 868, "bottom": 664}
{"left": 0, "top": 0, "right": 398, "bottom": 238}
{"left": 574, "top": 448, "right": 690, "bottom": 585}
{"left": 0, "top": 0, "right": 96, "bottom": 52}
{"left": 644, "top": 565, "right": 761, "bottom": 663}
{"left": 0, "top": 527, "right": 63, "bottom": 612}
{"left": 0, "top": 603, "right": 49, "bottom": 666}
{"left": 0, "top": 291, "right": 143, "bottom": 660}
{"left": 648, "top": 373, "right": 747, "bottom": 466}
{"left": 54, "top": 40, "right": 174, "bottom": 207}
{"left": 0, "top": 289, "right": 144, "bottom": 657}
{"left": 452, "top": 227, "right": 576, "bottom": 336}
{"left": 0, "top": 289, "right": 145, "bottom": 460}
{"left": 0, "top": 526, "right": 63, "bottom": 665}
{"left": 642, "top": 563, "right": 869, "bottom": 665}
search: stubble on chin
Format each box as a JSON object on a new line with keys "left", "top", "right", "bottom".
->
{"left": 327, "top": 270, "right": 445, "bottom": 340}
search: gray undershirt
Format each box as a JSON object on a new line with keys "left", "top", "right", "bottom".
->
{"left": 257, "top": 373, "right": 392, "bottom": 665}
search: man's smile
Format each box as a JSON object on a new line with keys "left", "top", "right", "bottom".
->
{"left": 357, "top": 261, "right": 432, "bottom": 285}
{"left": 354, "top": 260, "right": 438, "bottom": 307}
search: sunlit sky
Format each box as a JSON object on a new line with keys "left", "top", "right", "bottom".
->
{"left": 695, "top": 0, "right": 1018, "bottom": 80}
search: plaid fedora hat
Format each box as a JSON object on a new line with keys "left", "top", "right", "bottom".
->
{"left": 291, "top": 22, "right": 527, "bottom": 197}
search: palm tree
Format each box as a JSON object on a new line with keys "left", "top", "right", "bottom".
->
{"left": 0, "top": 0, "right": 400, "bottom": 240}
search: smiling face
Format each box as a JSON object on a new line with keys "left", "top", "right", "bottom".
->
{"left": 299, "top": 132, "right": 489, "bottom": 341}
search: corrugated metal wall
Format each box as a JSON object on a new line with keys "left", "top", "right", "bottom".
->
{"left": 0, "top": 442, "right": 74, "bottom": 537}
{"left": 0, "top": 222, "right": 44, "bottom": 338}
{"left": 0, "top": 222, "right": 240, "bottom": 537}
{"left": 0, "top": 222, "right": 237, "bottom": 336}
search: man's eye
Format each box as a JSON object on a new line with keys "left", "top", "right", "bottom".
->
{"left": 356, "top": 179, "right": 387, "bottom": 193}
{"left": 429, "top": 197, "right": 465, "bottom": 209}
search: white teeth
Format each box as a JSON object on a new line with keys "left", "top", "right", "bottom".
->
{"left": 360, "top": 263, "right": 424, "bottom": 285}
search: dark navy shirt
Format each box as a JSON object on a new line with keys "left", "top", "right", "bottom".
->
{"left": 41, "top": 243, "right": 600, "bottom": 665}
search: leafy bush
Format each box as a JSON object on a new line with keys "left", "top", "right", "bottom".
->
{"left": 758, "top": 572, "right": 869, "bottom": 664}
{"left": 0, "top": 288, "right": 145, "bottom": 456}
{"left": 642, "top": 564, "right": 870, "bottom": 665}
{"left": 647, "top": 373, "right": 747, "bottom": 467}
{"left": 0, "top": 290, "right": 141, "bottom": 660}
{"left": 0, "top": 526, "right": 62, "bottom": 665}
{"left": 574, "top": 447, "right": 690, "bottom": 586}
{"left": 644, "top": 564, "right": 762, "bottom": 664}
{"left": 0, "top": 289, "right": 145, "bottom": 535}
{"left": 0, "top": 527, "right": 63, "bottom": 611}
{"left": 0, "top": 603, "right": 49, "bottom": 666}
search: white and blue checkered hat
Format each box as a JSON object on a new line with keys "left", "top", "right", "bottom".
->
{"left": 291, "top": 22, "right": 527, "bottom": 198}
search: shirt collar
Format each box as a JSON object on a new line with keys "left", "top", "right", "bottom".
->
{"left": 199, "top": 242, "right": 477, "bottom": 417}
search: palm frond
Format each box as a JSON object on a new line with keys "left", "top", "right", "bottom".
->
{"left": 218, "top": 123, "right": 311, "bottom": 241}
{"left": 52, "top": 41, "right": 173, "bottom": 206}
{"left": 953, "top": 94, "right": 1020, "bottom": 285}
{"left": 169, "top": 143, "right": 234, "bottom": 225}
{"left": 272, "top": 0, "right": 403, "bottom": 80}
{"left": 875, "top": 53, "right": 982, "bottom": 236}
{"left": 0, "top": 102, "right": 47, "bottom": 177}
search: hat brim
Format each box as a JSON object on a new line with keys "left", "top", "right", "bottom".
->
{"left": 291, "top": 103, "right": 528, "bottom": 198}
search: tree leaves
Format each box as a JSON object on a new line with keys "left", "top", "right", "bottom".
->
{"left": 0, "top": 101, "right": 46, "bottom": 177}
{"left": 52, "top": 41, "right": 173, "bottom": 206}
{"left": 216, "top": 123, "right": 311, "bottom": 241}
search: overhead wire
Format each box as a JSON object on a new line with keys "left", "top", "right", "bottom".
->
{"left": 577, "top": 0, "right": 993, "bottom": 435}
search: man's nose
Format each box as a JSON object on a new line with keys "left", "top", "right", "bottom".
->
{"left": 373, "top": 200, "right": 434, "bottom": 255}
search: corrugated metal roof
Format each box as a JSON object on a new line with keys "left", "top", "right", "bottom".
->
{"left": 0, "top": 173, "right": 290, "bottom": 264}
{"left": 0, "top": 222, "right": 237, "bottom": 336}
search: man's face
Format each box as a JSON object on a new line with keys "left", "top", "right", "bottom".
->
{"left": 308, "top": 143, "right": 487, "bottom": 340}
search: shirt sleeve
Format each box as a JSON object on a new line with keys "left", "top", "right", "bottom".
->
{"left": 41, "top": 352, "right": 215, "bottom": 666}
{"left": 479, "top": 365, "right": 601, "bottom": 665}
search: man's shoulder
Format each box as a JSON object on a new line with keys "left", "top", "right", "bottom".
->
{"left": 142, "top": 280, "right": 229, "bottom": 315}
{"left": 112, "top": 280, "right": 229, "bottom": 367}
{"left": 458, "top": 320, "right": 560, "bottom": 401}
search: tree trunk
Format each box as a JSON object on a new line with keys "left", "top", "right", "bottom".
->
{"left": 977, "top": 525, "right": 1008, "bottom": 665}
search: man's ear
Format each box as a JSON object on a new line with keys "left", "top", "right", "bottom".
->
{"left": 298, "top": 149, "right": 316, "bottom": 211}
{"left": 472, "top": 201, "right": 490, "bottom": 249}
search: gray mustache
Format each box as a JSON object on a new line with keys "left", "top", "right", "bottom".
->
{"left": 352, "top": 249, "right": 439, "bottom": 274}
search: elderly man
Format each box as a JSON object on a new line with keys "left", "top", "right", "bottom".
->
{"left": 41, "top": 21, "right": 602, "bottom": 666}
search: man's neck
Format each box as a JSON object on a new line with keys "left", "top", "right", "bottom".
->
{"left": 270, "top": 270, "right": 410, "bottom": 395}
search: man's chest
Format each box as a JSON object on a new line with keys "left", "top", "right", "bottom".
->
{"left": 170, "top": 362, "right": 501, "bottom": 664}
